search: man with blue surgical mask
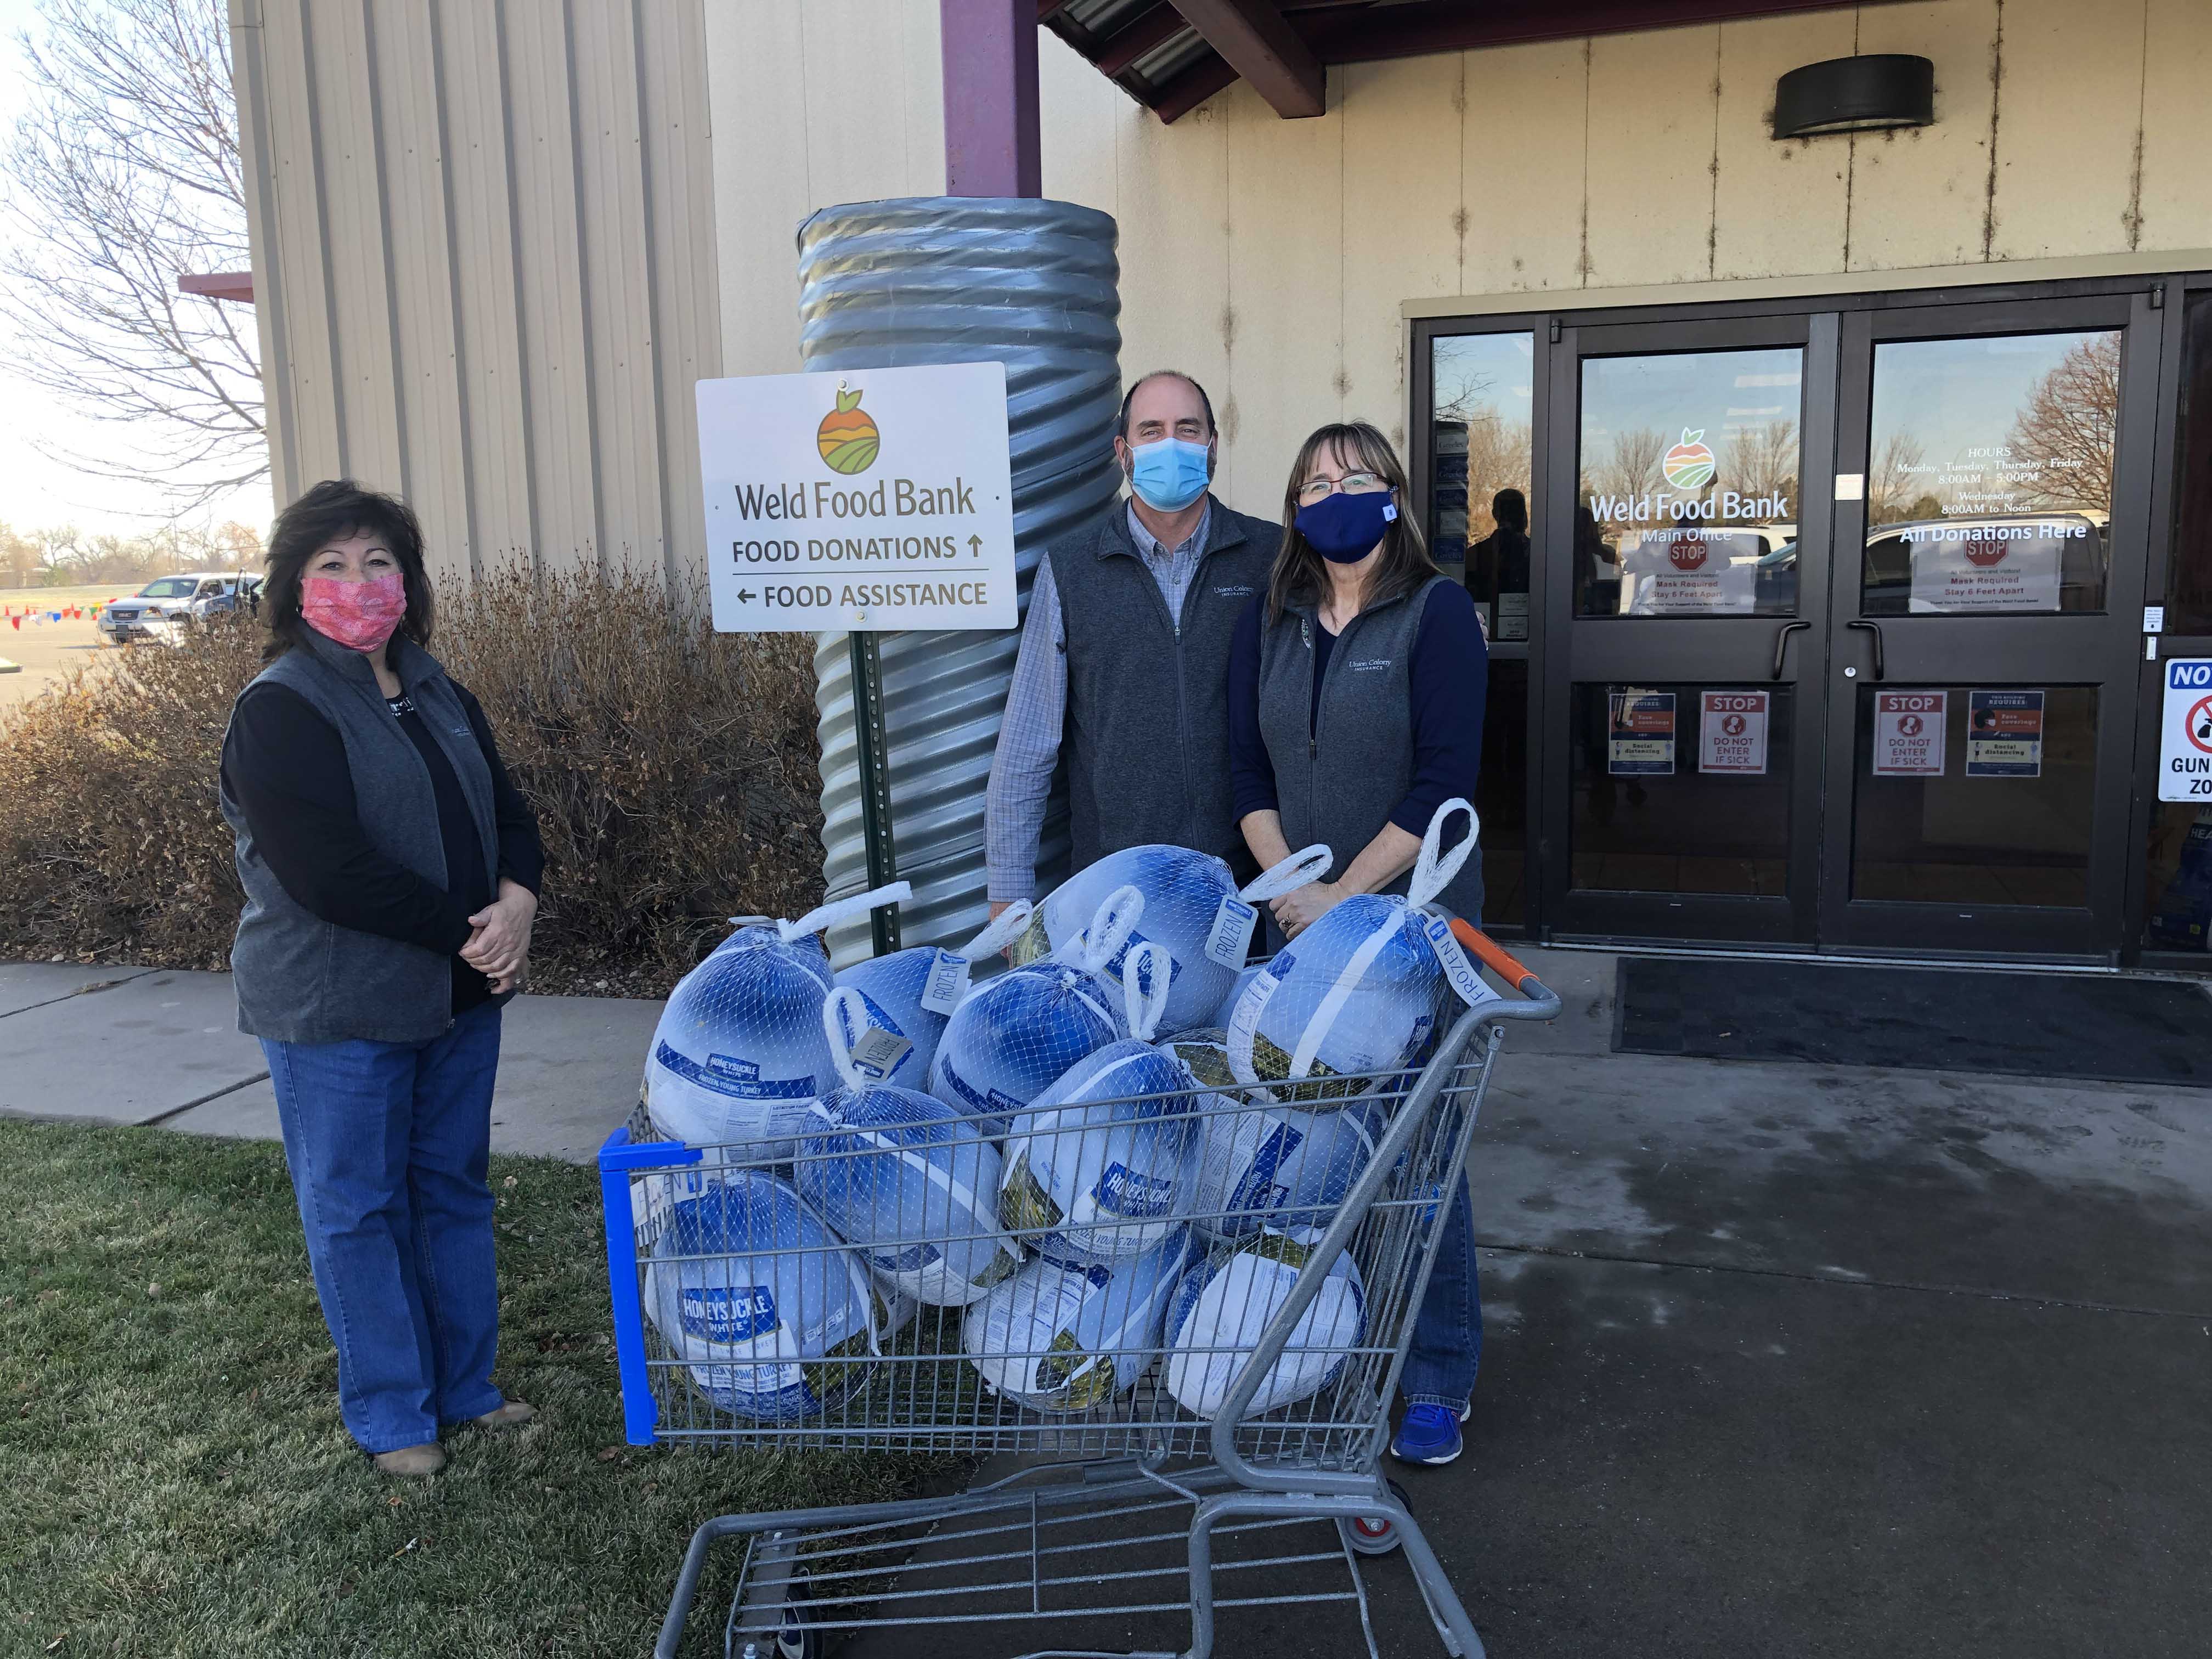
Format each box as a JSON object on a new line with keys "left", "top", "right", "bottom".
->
{"left": 986, "top": 370, "right": 1281, "bottom": 918}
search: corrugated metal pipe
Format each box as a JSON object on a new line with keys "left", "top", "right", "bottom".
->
{"left": 797, "top": 196, "right": 1122, "bottom": 967}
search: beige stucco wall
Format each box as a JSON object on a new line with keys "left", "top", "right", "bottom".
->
{"left": 232, "top": 0, "right": 721, "bottom": 580}
{"left": 708, "top": 0, "right": 2212, "bottom": 510}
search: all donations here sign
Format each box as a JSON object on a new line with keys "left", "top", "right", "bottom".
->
{"left": 696, "top": 362, "right": 1018, "bottom": 633}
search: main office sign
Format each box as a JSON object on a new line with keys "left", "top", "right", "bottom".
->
{"left": 697, "top": 362, "right": 1017, "bottom": 633}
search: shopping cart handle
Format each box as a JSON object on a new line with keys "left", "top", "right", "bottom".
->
{"left": 1448, "top": 918, "right": 1543, "bottom": 996}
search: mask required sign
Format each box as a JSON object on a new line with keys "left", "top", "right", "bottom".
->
{"left": 697, "top": 362, "right": 1018, "bottom": 633}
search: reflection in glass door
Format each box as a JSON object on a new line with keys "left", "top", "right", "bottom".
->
{"left": 1819, "top": 300, "right": 2155, "bottom": 955}
{"left": 1544, "top": 315, "right": 1836, "bottom": 945}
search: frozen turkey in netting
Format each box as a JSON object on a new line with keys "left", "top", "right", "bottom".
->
{"left": 793, "top": 989, "right": 1025, "bottom": 1306}
{"left": 1226, "top": 801, "right": 1492, "bottom": 1105}
{"left": 926, "top": 885, "right": 1149, "bottom": 1136}
{"left": 1163, "top": 1224, "right": 1367, "bottom": 1419}
{"left": 642, "top": 882, "right": 911, "bottom": 1161}
{"left": 997, "top": 945, "right": 1197, "bottom": 1265}
{"left": 1178, "top": 1048, "right": 1390, "bottom": 1241}
{"left": 1039, "top": 843, "right": 1333, "bottom": 1035}
{"left": 642, "top": 1170, "right": 911, "bottom": 1420}
{"left": 830, "top": 901, "right": 1035, "bottom": 1091}
{"left": 961, "top": 1226, "right": 1194, "bottom": 1412}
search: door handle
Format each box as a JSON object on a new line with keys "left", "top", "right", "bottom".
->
{"left": 1770, "top": 620, "right": 1810, "bottom": 680}
{"left": 1846, "top": 619, "right": 1884, "bottom": 681}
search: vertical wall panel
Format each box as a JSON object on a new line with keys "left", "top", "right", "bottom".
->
{"left": 1455, "top": 38, "right": 1590, "bottom": 298}
{"left": 1711, "top": 12, "right": 1855, "bottom": 280}
{"left": 234, "top": 0, "right": 721, "bottom": 577}
{"left": 433, "top": 0, "right": 534, "bottom": 566}
{"left": 1581, "top": 26, "right": 1721, "bottom": 289}
{"left": 1342, "top": 54, "right": 1463, "bottom": 452}
{"left": 308, "top": 2, "right": 404, "bottom": 489}
{"left": 637, "top": 0, "right": 721, "bottom": 583}
{"left": 1990, "top": 0, "right": 2148, "bottom": 262}
{"left": 368, "top": 0, "right": 471, "bottom": 578}
{"left": 704, "top": 1, "right": 811, "bottom": 378}
{"left": 2138, "top": 0, "right": 2212, "bottom": 252}
{"left": 1846, "top": 1, "right": 2000, "bottom": 271}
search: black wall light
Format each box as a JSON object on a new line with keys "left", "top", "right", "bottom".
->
{"left": 1773, "top": 54, "right": 1934, "bottom": 139}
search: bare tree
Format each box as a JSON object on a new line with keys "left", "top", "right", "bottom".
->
{"left": 1461, "top": 413, "right": 1532, "bottom": 539}
{"left": 1596, "top": 427, "right": 1667, "bottom": 506}
{"left": 1868, "top": 431, "right": 1929, "bottom": 524}
{"left": 1, "top": 0, "right": 264, "bottom": 515}
{"left": 1722, "top": 419, "right": 1798, "bottom": 511}
{"left": 2005, "top": 332, "right": 2121, "bottom": 512}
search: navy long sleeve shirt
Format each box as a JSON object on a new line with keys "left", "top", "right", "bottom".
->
{"left": 1228, "top": 580, "right": 1487, "bottom": 842}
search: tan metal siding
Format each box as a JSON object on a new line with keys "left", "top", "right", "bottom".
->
{"left": 711, "top": 0, "right": 2212, "bottom": 507}
{"left": 231, "top": 0, "right": 720, "bottom": 580}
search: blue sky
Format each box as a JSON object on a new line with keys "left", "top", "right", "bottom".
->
{"left": 0, "top": 0, "right": 272, "bottom": 536}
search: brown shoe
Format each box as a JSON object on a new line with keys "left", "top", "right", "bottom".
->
{"left": 372, "top": 1442, "right": 445, "bottom": 1477}
{"left": 471, "top": 1399, "right": 535, "bottom": 1432}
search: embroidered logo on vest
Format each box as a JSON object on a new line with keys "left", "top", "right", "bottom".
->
{"left": 1213, "top": 583, "right": 1255, "bottom": 599}
{"left": 1347, "top": 657, "right": 1392, "bottom": 672}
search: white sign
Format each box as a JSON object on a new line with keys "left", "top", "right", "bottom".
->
{"left": 2145, "top": 606, "right": 2166, "bottom": 634}
{"left": 1699, "top": 690, "right": 1769, "bottom": 774}
{"left": 1833, "top": 472, "right": 1865, "bottom": 501}
{"left": 1904, "top": 521, "right": 2068, "bottom": 614}
{"left": 1618, "top": 528, "right": 1761, "bottom": 615}
{"left": 1871, "top": 689, "right": 1948, "bottom": 776}
{"left": 2159, "top": 658, "right": 2212, "bottom": 802}
{"left": 1496, "top": 591, "right": 1530, "bottom": 641}
{"left": 697, "top": 362, "right": 1018, "bottom": 633}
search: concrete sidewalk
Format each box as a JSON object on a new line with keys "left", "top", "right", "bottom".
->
{"left": 0, "top": 960, "right": 654, "bottom": 1160}
{"left": 7, "top": 949, "right": 2209, "bottom": 1657}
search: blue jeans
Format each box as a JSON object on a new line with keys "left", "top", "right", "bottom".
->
{"left": 261, "top": 1003, "right": 507, "bottom": 1454}
{"left": 1400, "top": 1173, "right": 1481, "bottom": 1412}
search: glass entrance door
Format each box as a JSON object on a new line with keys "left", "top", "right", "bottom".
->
{"left": 1816, "top": 297, "right": 2158, "bottom": 954}
{"left": 1539, "top": 314, "right": 1837, "bottom": 944}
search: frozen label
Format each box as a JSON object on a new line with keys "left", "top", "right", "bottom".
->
{"left": 848, "top": 1026, "right": 913, "bottom": 1081}
{"left": 1420, "top": 913, "right": 1497, "bottom": 1008}
{"left": 919, "top": 949, "right": 970, "bottom": 1014}
{"left": 1205, "top": 896, "right": 1260, "bottom": 968}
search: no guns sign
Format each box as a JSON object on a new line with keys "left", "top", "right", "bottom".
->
{"left": 2159, "top": 658, "right": 2212, "bottom": 800}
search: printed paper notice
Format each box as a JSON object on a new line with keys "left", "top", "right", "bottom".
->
{"left": 1608, "top": 689, "right": 1676, "bottom": 776}
{"left": 1700, "top": 690, "right": 1770, "bottom": 775}
{"left": 1965, "top": 690, "right": 2045, "bottom": 778}
{"left": 697, "top": 361, "right": 1017, "bottom": 633}
{"left": 1618, "top": 528, "right": 1760, "bottom": 615}
{"left": 1871, "top": 690, "right": 1948, "bottom": 776}
{"left": 1905, "top": 522, "right": 2067, "bottom": 614}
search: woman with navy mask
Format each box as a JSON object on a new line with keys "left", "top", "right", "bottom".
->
{"left": 1227, "top": 419, "right": 1488, "bottom": 1467}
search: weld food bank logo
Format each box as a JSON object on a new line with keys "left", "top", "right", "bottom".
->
{"left": 1662, "top": 427, "right": 1717, "bottom": 490}
{"left": 816, "top": 383, "right": 881, "bottom": 475}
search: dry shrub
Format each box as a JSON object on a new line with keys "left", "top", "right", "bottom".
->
{"left": 0, "top": 616, "right": 264, "bottom": 969}
{"left": 0, "top": 562, "right": 824, "bottom": 996}
{"left": 436, "top": 561, "right": 823, "bottom": 994}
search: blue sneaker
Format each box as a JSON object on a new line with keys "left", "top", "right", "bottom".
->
{"left": 1391, "top": 1402, "right": 1466, "bottom": 1466}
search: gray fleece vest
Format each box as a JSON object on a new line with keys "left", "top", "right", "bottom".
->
{"left": 1254, "top": 574, "right": 1484, "bottom": 922}
{"left": 1053, "top": 496, "right": 1279, "bottom": 871}
{"left": 220, "top": 629, "right": 499, "bottom": 1045}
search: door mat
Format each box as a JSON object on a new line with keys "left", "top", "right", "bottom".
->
{"left": 1614, "top": 956, "right": 2212, "bottom": 1086}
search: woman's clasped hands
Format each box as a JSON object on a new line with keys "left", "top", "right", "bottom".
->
{"left": 463, "top": 877, "right": 538, "bottom": 994}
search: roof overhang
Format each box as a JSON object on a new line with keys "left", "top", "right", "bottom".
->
{"left": 1042, "top": 0, "right": 1897, "bottom": 123}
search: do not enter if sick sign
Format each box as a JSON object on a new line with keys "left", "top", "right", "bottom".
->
{"left": 696, "top": 361, "right": 1018, "bottom": 633}
{"left": 2159, "top": 658, "right": 2212, "bottom": 800}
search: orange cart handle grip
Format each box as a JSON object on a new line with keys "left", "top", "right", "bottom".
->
{"left": 1448, "top": 918, "right": 1541, "bottom": 995}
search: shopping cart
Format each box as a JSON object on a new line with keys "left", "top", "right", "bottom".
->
{"left": 599, "top": 922, "right": 1558, "bottom": 1659}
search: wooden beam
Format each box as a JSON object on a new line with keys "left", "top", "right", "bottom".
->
{"left": 942, "top": 0, "right": 1042, "bottom": 195}
{"left": 1150, "top": 50, "right": 1242, "bottom": 123}
{"left": 1169, "top": 0, "right": 1324, "bottom": 117}
{"left": 1302, "top": 0, "right": 1886, "bottom": 63}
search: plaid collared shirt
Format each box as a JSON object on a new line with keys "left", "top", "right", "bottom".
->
{"left": 984, "top": 500, "right": 1213, "bottom": 902}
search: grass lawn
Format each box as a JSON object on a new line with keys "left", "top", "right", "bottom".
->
{"left": 0, "top": 1119, "right": 943, "bottom": 1658}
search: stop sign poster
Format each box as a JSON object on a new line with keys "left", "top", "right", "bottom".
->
{"left": 1699, "top": 690, "right": 1769, "bottom": 774}
{"left": 2159, "top": 658, "right": 2212, "bottom": 800}
{"left": 1871, "top": 690, "right": 1948, "bottom": 776}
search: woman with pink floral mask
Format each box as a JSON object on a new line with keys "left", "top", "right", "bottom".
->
{"left": 218, "top": 479, "right": 544, "bottom": 1478}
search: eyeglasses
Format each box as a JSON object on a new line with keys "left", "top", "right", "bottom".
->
{"left": 1296, "top": 470, "right": 1390, "bottom": 505}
